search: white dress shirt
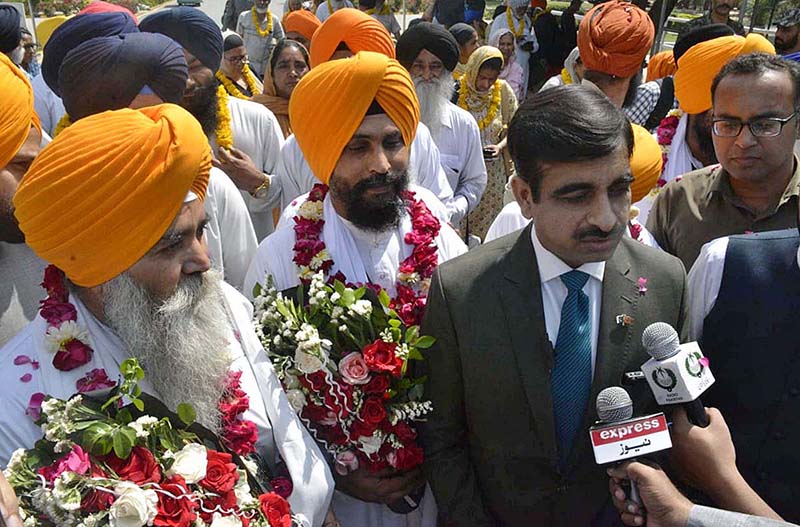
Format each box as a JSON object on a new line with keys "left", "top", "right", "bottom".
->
{"left": 432, "top": 102, "right": 487, "bottom": 224}
{"left": 275, "top": 122, "right": 454, "bottom": 214}
{"left": 531, "top": 224, "right": 605, "bottom": 375}
{"left": 685, "top": 228, "right": 800, "bottom": 342}
{"left": 314, "top": 0, "right": 354, "bottom": 21}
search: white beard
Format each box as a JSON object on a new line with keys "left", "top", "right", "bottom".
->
{"left": 102, "top": 269, "right": 232, "bottom": 431}
{"left": 414, "top": 73, "right": 454, "bottom": 141}
{"left": 255, "top": 6, "right": 268, "bottom": 13}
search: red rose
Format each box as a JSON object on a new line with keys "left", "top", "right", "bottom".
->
{"left": 308, "top": 183, "right": 327, "bottom": 202}
{"left": 362, "top": 340, "right": 403, "bottom": 377}
{"left": 302, "top": 402, "right": 330, "bottom": 423}
{"left": 76, "top": 369, "right": 116, "bottom": 394}
{"left": 103, "top": 446, "right": 161, "bottom": 485}
{"left": 52, "top": 339, "right": 93, "bottom": 371}
{"left": 360, "top": 397, "right": 387, "bottom": 425}
{"left": 82, "top": 464, "right": 114, "bottom": 512}
{"left": 389, "top": 445, "right": 424, "bottom": 471}
{"left": 222, "top": 419, "right": 258, "bottom": 456}
{"left": 270, "top": 476, "right": 293, "bottom": 499}
{"left": 199, "top": 490, "right": 237, "bottom": 524}
{"left": 350, "top": 418, "right": 378, "bottom": 440}
{"left": 259, "top": 492, "right": 292, "bottom": 527}
{"left": 153, "top": 476, "right": 198, "bottom": 527}
{"left": 41, "top": 265, "right": 68, "bottom": 302}
{"left": 392, "top": 422, "right": 417, "bottom": 443}
{"left": 363, "top": 374, "right": 390, "bottom": 395}
{"left": 199, "top": 450, "right": 239, "bottom": 494}
{"left": 39, "top": 298, "right": 77, "bottom": 325}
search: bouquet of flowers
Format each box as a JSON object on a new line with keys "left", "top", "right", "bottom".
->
{"left": 252, "top": 272, "right": 433, "bottom": 478}
{"left": 4, "top": 359, "right": 299, "bottom": 527}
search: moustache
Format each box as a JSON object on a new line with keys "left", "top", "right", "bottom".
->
{"left": 353, "top": 172, "right": 405, "bottom": 192}
{"left": 576, "top": 224, "right": 625, "bottom": 242}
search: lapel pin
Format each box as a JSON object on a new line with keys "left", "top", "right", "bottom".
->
{"left": 616, "top": 314, "right": 635, "bottom": 327}
{"left": 637, "top": 277, "right": 648, "bottom": 295}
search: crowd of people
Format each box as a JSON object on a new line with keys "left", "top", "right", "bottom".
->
{"left": 0, "top": 0, "right": 800, "bottom": 525}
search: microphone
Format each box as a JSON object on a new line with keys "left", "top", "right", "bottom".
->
{"left": 590, "top": 386, "right": 672, "bottom": 506}
{"left": 640, "top": 323, "right": 714, "bottom": 428}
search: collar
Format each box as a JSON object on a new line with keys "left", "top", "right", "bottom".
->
{"left": 708, "top": 155, "right": 800, "bottom": 207}
{"left": 530, "top": 223, "right": 605, "bottom": 285}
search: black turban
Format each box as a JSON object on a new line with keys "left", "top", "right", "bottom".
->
{"left": 673, "top": 23, "right": 735, "bottom": 63}
{"left": 139, "top": 7, "right": 223, "bottom": 71}
{"left": 0, "top": 5, "right": 22, "bottom": 54}
{"left": 448, "top": 23, "right": 475, "bottom": 47}
{"left": 58, "top": 32, "right": 188, "bottom": 120}
{"left": 396, "top": 22, "right": 459, "bottom": 72}
{"left": 223, "top": 32, "right": 244, "bottom": 51}
{"left": 42, "top": 12, "right": 139, "bottom": 95}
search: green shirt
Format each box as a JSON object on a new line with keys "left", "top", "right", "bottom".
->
{"left": 646, "top": 158, "right": 800, "bottom": 270}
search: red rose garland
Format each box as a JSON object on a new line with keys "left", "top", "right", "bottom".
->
{"left": 39, "top": 265, "right": 94, "bottom": 372}
{"left": 219, "top": 371, "right": 258, "bottom": 456}
{"left": 292, "top": 184, "right": 441, "bottom": 327}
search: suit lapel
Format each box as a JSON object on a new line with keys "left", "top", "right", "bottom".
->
{"left": 499, "top": 225, "right": 558, "bottom": 462}
{"left": 567, "top": 241, "right": 642, "bottom": 469}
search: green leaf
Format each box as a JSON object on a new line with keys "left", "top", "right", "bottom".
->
{"left": 389, "top": 319, "right": 401, "bottom": 329}
{"left": 414, "top": 336, "right": 435, "bottom": 349}
{"left": 378, "top": 289, "right": 391, "bottom": 308}
{"left": 405, "top": 326, "right": 419, "bottom": 345}
{"left": 408, "top": 384, "right": 425, "bottom": 401}
{"left": 112, "top": 427, "right": 136, "bottom": 458}
{"left": 177, "top": 403, "right": 196, "bottom": 427}
{"left": 116, "top": 408, "right": 133, "bottom": 425}
{"left": 342, "top": 289, "right": 356, "bottom": 306}
{"left": 334, "top": 280, "right": 345, "bottom": 296}
{"left": 253, "top": 282, "right": 263, "bottom": 299}
{"left": 407, "top": 347, "right": 424, "bottom": 361}
{"left": 132, "top": 398, "right": 145, "bottom": 412}
{"left": 83, "top": 422, "right": 114, "bottom": 456}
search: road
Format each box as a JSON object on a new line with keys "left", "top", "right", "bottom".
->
{"left": 144, "top": 0, "right": 286, "bottom": 28}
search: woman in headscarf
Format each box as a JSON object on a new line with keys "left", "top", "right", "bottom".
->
{"left": 449, "top": 23, "right": 479, "bottom": 80}
{"left": 539, "top": 45, "right": 583, "bottom": 91}
{"left": 488, "top": 28, "right": 524, "bottom": 102}
{"left": 218, "top": 31, "right": 264, "bottom": 98}
{"left": 252, "top": 38, "right": 309, "bottom": 138}
{"left": 454, "top": 45, "right": 517, "bottom": 241}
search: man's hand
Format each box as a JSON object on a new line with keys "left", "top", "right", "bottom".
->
{"left": 212, "top": 147, "right": 266, "bottom": 193}
{"left": 322, "top": 508, "right": 339, "bottom": 527}
{"left": 0, "top": 472, "right": 22, "bottom": 527}
{"left": 334, "top": 466, "right": 425, "bottom": 504}
{"left": 669, "top": 406, "right": 738, "bottom": 499}
{"left": 608, "top": 461, "right": 693, "bottom": 527}
{"left": 483, "top": 144, "right": 501, "bottom": 159}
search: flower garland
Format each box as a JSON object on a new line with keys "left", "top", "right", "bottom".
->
{"left": 365, "top": 4, "right": 391, "bottom": 15}
{"left": 39, "top": 265, "right": 94, "bottom": 372}
{"left": 326, "top": 0, "right": 341, "bottom": 15}
{"left": 216, "top": 84, "right": 234, "bottom": 150}
{"left": 654, "top": 108, "right": 683, "bottom": 190}
{"left": 506, "top": 7, "right": 525, "bottom": 39}
{"left": 219, "top": 370, "right": 259, "bottom": 456}
{"left": 292, "top": 184, "right": 441, "bottom": 328}
{"left": 457, "top": 77, "right": 502, "bottom": 131}
{"left": 216, "top": 65, "right": 260, "bottom": 100}
{"left": 251, "top": 8, "right": 274, "bottom": 37}
{"left": 53, "top": 113, "right": 72, "bottom": 137}
{"left": 560, "top": 67, "right": 572, "bottom": 85}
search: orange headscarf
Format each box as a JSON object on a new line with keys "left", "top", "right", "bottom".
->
{"left": 309, "top": 8, "right": 394, "bottom": 67}
{"left": 630, "top": 124, "right": 662, "bottom": 203}
{"left": 578, "top": 0, "right": 654, "bottom": 78}
{"left": 645, "top": 50, "right": 676, "bottom": 83}
{"left": 14, "top": 104, "right": 211, "bottom": 287}
{"left": 290, "top": 51, "right": 419, "bottom": 184}
{"left": 0, "top": 53, "right": 41, "bottom": 170}
{"left": 674, "top": 33, "right": 775, "bottom": 115}
{"left": 283, "top": 9, "right": 321, "bottom": 42}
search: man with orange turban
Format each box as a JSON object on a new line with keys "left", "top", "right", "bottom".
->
{"left": 0, "top": 52, "right": 46, "bottom": 347}
{"left": 0, "top": 103, "right": 336, "bottom": 526}
{"left": 282, "top": 9, "right": 320, "bottom": 49}
{"left": 276, "top": 8, "right": 453, "bottom": 215}
{"left": 245, "top": 51, "right": 467, "bottom": 527}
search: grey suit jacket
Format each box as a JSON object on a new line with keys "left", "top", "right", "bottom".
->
{"left": 689, "top": 506, "right": 799, "bottom": 527}
{"left": 419, "top": 225, "right": 688, "bottom": 526}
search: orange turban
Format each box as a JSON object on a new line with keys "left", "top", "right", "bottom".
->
{"left": 290, "top": 51, "right": 419, "bottom": 184}
{"left": 283, "top": 9, "right": 320, "bottom": 42}
{"left": 674, "top": 33, "right": 774, "bottom": 115}
{"left": 14, "top": 104, "right": 211, "bottom": 288}
{"left": 578, "top": 0, "right": 654, "bottom": 78}
{"left": 309, "top": 8, "right": 394, "bottom": 67}
{"left": 629, "top": 124, "right": 662, "bottom": 203}
{"left": 645, "top": 50, "right": 676, "bottom": 83}
{"left": 0, "top": 53, "right": 40, "bottom": 170}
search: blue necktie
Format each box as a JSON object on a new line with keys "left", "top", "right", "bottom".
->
{"left": 552, "top": 270, "right": 592, "bottom": 468}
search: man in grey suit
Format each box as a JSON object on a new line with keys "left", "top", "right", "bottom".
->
{"left": 419, "top": 85, "right": 688, "bottom": 525}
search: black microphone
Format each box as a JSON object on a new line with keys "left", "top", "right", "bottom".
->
{"left": 640, "top": 323, "right": 714, "bottom": 428}
{"left": 591, "top": 386, "right": 672, "bottom": 506}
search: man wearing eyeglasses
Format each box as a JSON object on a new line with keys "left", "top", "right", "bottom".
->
{"left": 680, "top": 53, "right": 800, "bottom": 521}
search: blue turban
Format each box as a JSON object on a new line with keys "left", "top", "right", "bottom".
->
{"left": 139, "top": 7, "right": 222, "bottom": 71}
{"left": 58, "top": 33, "right": 188, "bottom": 120}
{"left": 42, "top": 12, "right": 139, "bottom": 95}
{"left": 0, "top": 5, "right": 21, "bottom": 54}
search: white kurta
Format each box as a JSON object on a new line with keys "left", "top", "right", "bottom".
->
{"left": 243, "top": 187, "right": 466, "bottom": 526}
{"left": 212, "top": 96, "right": 286, "bottom": 241}
{"left": 314, "top": 0, "right": 354, "bottom": 21}
{"left": 205, "top": 168, "right": 259, "bottom": 291}
{"left": 0, "top": 281, "right": 334, "bottom": 527}
{"left": 430, "top": 103, "right": 487, "bottom": 224}
{"left": 488, "top": 13, "right": 539, "bottom": 100}
{"left": 275, "top": 122, "right": 454, "bottom": 216}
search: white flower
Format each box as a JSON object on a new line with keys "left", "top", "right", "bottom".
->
{"left": 210, "top": 514, "right": 242, "bottom": 527}
{"left": 286, "top": 389, "right": 307, "bottom": 413}
{"left": 53, "top": 474, "right": 82, "bottom": 511}
{"left": 330, "top": 292, "right": 341, "bottom": 303}
{"left": 284, "top": 373, "right": 300, "bottom": 389}
{"left": 108, "top": 482, "right": 158, "bottom": 527}
{"left": 350, "top": 300, "right": 372, "bottom": 318}
{"left": 298, "top": 200, "right": 324, "bottom": 220}
{"left": 234, "top": 469, "right": 256, "bottom": 507}
{"left": 166, "top": 444, "right": 207, "bottom": 484}
{"left": 294, "top": 349, "right": 323, "bottom": 374}
{"left": 44, "top": 321, "right": 89, "bottom": 353}
{"left": 129, "top": 416, "right": 158, "bottom": 439}
{"left": 358, "top": 433, "right": 383, "bottom": 456}
{"left": 240, "top": 456, "right": 259, "bottom": 477}
{"left": 6, "top": 448, "right": 26, "bottom": 473}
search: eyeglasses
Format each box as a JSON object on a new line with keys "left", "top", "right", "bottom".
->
{"left": 712, "top": 111, "right": 799, "bottom": 138}
{"left": 23, "top": 44, "right": 37, "bottom": 50}
{"left": 225, "top": 55, "right": 248, "bottom": 64}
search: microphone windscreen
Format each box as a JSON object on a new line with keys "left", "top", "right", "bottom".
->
{"left": 642, "top": 322, "right": 681, "bottom": 360}
{"left": 596, "top": 386, "right": 634, "bottom": 423}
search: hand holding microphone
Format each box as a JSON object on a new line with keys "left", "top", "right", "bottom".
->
{"left": 640, "top": 322, "right": 714, "bottom": 428}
